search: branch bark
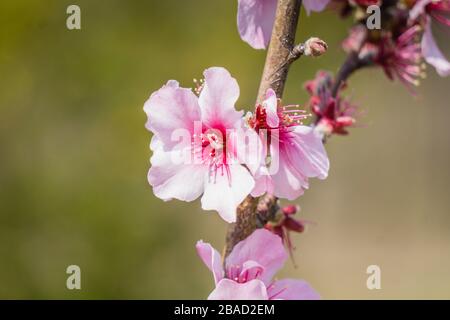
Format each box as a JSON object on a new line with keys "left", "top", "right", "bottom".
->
{"left": 331, "top": 27, "right": 370, "bottom": 97}
{"left": 331, "top": 51, "right": 372, "bottom": 97}
{"left": 223, "top": 0, "right": 303, "bottom": 258}
{"left": 257, "top": 0, "right": 303, "bottom": 102}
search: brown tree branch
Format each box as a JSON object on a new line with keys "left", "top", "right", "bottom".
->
{"left": 331, "top": 52, "right": 372, "bottom": 97}
{"left": 223, "top": 0, "right": 303, "bottom": 258}
{"left": 256, "top": 0, "right": 303, "bottom": 102}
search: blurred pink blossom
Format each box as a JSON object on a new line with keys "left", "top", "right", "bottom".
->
{"left": 237, "top": 0, "right": 331, "bottom": 49}
{"left": 374, "top": 25, "right": 425, "bottom": 91}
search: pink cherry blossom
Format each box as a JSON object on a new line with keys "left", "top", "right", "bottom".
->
{"left": 196, "top": 228, "right": 320, "bottom": 300}
{"left": 144, "top": 67, "right": 258, "bottom": 223}
{"left": 410, "top": 0, "right": 450, "bottom": 77}
{"left": 247, "top": 89, "right": 330, "bottom": 200}
{"left": 237, "top": 0, "right": 331, "bottom": 49}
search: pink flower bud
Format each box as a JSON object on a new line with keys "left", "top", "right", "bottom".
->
{"left": 304, "top": 37, "right": 328, "bottom": 57}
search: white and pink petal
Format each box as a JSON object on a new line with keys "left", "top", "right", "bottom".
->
{"left": 144, "top": 80, "right": 201, "bottom": 149}
{"left": 286, "top": 126, "right": 330, "bottom": 180}
{"left": 268, "top": 138, "right": 308, "bottom": 200}
{"left": 422, "top": 21, "right": 450, "bottom": 77}
{"left": 303, "top": 0, "right": 330, "bottom": 15}
{"left": 201, "top": 164, "right": 254, "bottom": 223}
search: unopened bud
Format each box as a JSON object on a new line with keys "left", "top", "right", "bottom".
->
{"left": 265, "top": 223, "right": 284, "bottom": 238}
{"left": 336, "top": 116, "right": 356, "bottom": 127}
{"left": 304, "top": 37, "right": 328, "bottom": 57}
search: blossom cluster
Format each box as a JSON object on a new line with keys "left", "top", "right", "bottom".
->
{"left": 144, "top": 69, "right": 329, "bottom": 223}
{"left": 144, "top": 0, "right": 449, "bottom": 300}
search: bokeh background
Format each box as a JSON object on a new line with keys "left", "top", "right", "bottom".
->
{"left": 1, "top": 0, "right": 450, "bottom": 299}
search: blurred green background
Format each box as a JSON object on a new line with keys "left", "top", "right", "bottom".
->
{"left": 1, "top": 0, "right": 450, "bottom": 299}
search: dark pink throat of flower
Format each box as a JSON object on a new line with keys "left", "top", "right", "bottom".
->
{"left": 192, "top": 127, "right": 231, "bottom": 184}
{"left": 251, "top": 104, "right": 309, "bottom": 132}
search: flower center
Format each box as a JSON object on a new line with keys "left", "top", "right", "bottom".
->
{"left": 194, "top": 128, "right": 231, "bottom": 184}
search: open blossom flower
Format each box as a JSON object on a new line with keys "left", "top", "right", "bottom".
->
{"left": 265, "top": 205, "right": 312, "bottom": 257}
{"left": 247, "top": 89, "right": 329, "bottom": 200}
{"left": 342, "top": 24, "right": 367, "bottom": 53}
{"left": 144, "top": 67, "right": 258, "bottom": 223}
{"left": 409, "top": 0, "right": 450, "bottom": 76}
{"left": 237, "top": 0, "right": 331, "bottom": 49}
{"left": 305, "top": 71, "right": 358, "bottom": 136}
{"left": 196, "top": 228, "right": 320, "bottom": 300}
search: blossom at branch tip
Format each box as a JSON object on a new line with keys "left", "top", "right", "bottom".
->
{"left": 247, "top": 88, "right": 330, "bottom": 201}
{"left": 305, "top": 70, "right": 358, "bottom": 136}
{"left": 144, "top": 67, "right": 260, "bottom": 223}
{"left": 409, "top": 0, "right": 450, "bottom": 77}
{"left": 372, "top": 26, "right": 426, "bottom": 91}
{"left": 196, "top": 228, "right": 320, "bottom": 300}
{"left": 237, "top": 0, "right": 331, "bottom": 49}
